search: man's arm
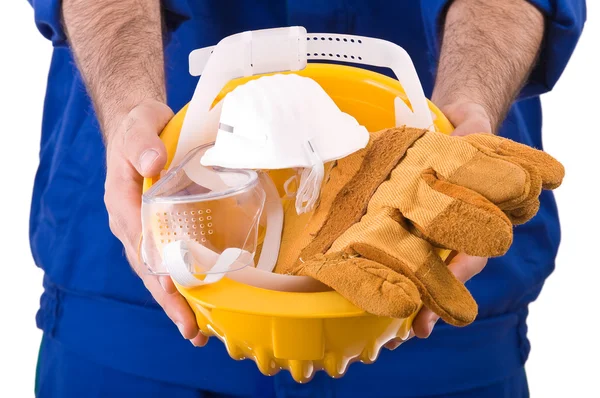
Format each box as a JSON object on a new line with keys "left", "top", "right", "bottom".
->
{"left": 411, "top": 0, "right": 545, "bottom": 339}
{"left": 431, "top": 0, "right": 544, "bottom": 134}
{"left": 63, "top": 0, "right": 166, "bottom": 135}
{"left": 62, "top": 0, "right": 206, "bottom": 346}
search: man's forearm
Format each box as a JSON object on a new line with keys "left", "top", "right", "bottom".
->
{"left": 62, "top": 0, "right": 166, "bottom": 138}
{"left": 432, "top": 0, "right": 544, "bottom": 132}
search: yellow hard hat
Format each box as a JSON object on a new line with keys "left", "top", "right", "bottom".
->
{"left": 143, "top": 63, "right": 453, "bottom": 383}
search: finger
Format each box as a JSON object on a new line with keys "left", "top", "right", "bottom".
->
{"left": 450, "top": 117, "right": 492, "bottom": 137}
{"left": 120, "top": 102, "right": 173, "bottom": 177}
{"left": 139, "top": 271, "right": 200, "bottom": 339}
{"left": 443, "top": 102, "right": 492, "bottom": 136}
{"left": 412, "top": 252, "right": 486, "bottom": 337}
{"left": 412, "top": 308, "right": 438, "bottom": 339}
{"left": 103, "top": 102, "right": 198, "bottom": 339}
{"left": 445, "top": 252, "right": 488, "bottom": 282}
{"left": 357, "top": 240, "right": 478, "bottom": 327}
{"left": 104, "top": 160, "right": 145, "bottom": 260}
{"left": 384, "top": 330, "right": 415, "bottom": 351}
{"left": 431, "top": 129, "right": 554, "bottom": 229}
{"left": 328, "top": 209, "right": 478, "bottom": 326}
{"left": 119, "top": 230, "right": 200, "bottom": 340}
{"left": 503, "top": 198, "right": 540, "bottom": 225}
{"left": 383, "top": 339, "right": 403, "bottom": 351}
{"left": 463, "top": 134, "right": 564, "bottom": 190}
{"left": 457, "top": 134, "right": 551, "bottom": 225}
{"left": 158, "top": 275, "right": 178, "bottom": 295}
{"left": 418, "top": 168, "right": 513, "bottom": 257}
{"left": 413, "top": 254, "right": 487, "bottom": 338}
{"left": 190, "top": 331, "right": 209, "bottom": 347}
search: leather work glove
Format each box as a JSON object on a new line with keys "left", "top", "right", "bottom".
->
{"left": 274, "top": 127, "right": 564, "bottom": 326}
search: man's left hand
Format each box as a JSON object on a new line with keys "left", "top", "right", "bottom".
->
{"left": 385, "top": 101, "right": 492, "bottom": 349}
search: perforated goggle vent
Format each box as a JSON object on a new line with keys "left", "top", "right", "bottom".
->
{"left": 155, "top": 209, "right": 214, "bottom": 245}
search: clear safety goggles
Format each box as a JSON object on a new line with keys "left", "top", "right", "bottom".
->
{"left": 141, "top": 144, "right": 282, "bottom": 287}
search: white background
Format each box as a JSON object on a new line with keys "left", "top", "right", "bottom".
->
{"left": 0, "top": 2, "right": 598, "bottom": 397}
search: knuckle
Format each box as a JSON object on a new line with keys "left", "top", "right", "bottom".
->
{"left": 103, "top": 186, "right": 113, "bottom": 206}
{"left": 107, "top": 217, "right": 118, "bottom": 236}
{"left": 103, "top": 186, "right": 118, "bottom": 213}
{"left": 106, "top": 207, "right": 127, "bottom": 240}
{"left": 120, "top": 118, "right": 165, "bottom": 169}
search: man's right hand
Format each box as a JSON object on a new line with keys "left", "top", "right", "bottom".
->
{"left": 104, "top": 99, "right": 208, "bottom": 347}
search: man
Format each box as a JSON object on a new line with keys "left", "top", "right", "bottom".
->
{"left": 29, "top": 0, "right": 584, "bottom": 397}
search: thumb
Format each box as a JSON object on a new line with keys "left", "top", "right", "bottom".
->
{"left": 412, "top": 253, "right": 487, "bottom": 338}
{"left": 119, "top": 100, "right": 174, "bottom": 177}
{"left": 451, "top": 116, "right": 492, "bottom": 137}
{"left": 440, "top": 102, "right": 493, "bottom": 136}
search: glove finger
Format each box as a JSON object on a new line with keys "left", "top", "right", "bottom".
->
{"left": 415, "top": 169, "right": 513, "bottom": 257}
{"left": 445, "top": 149, "right": 544, "bottom": 225}
{"left": 463, "top": 134, "right": 564, "bottom": 190}
{"left": 449, "top": 160, "right": 542, "bottom": 225}
{"left": 296, "top": 252, "right": 421, "bottom": 319}
{"left": 502, "top": 196, "right": 541, "bottom": 225}
{"left": 350, "top": 241, "right": 478, "bottom": 327}
{"left": 453, "top": 134, "right": 552, "bottom": 224}
{"left": 328, "top": 208, "right": 478, "bottom": 326}
{"left": 445, "top": 147, "right": 535, "bottom": 211}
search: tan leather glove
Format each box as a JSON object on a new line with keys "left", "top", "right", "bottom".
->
{"left": 274, "top": 127, "right": 564, "bottom": 326}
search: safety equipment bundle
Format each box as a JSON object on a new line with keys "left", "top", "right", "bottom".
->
{"left": 140, "top": 27, "right": 563, "bottom": 382}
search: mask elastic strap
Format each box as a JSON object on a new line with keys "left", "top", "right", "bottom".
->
{"left": 283, "top": 175, "right": 298, "bottom": 198}
{"left": 296, "top": 139, "right": 324, "bottom": 214}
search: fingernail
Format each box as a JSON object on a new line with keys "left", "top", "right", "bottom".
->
{"left": 140, "top": 149, "right": 159, "bottom": 174}
{"left": 175, "top": 322, "right": 186, "bottom": 338}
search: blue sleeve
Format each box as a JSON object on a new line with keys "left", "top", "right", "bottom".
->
{"left": 420, "top": 0, "right": 587, "bottom": 98}
{"left": 27, "top": 0, "right": 192, "bottom": 47}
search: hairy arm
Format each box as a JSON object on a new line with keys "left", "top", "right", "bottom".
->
{"left": 431, "top": 0, "right": 545, "bottom": 133}
{"left": 62, "top": 0, "right": 166, "bottom": 138}
{"left": 410, "top": 0, "right": 545, "bottom": 339}
{"left": 61, "top": 0, "right": 205, "bottom": 345}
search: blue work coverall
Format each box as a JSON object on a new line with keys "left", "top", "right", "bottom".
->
{"left": 28, "top": 1, "right": 585, "bottom": 397}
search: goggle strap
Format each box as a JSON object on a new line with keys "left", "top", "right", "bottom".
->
{"left": 255, "top": 174, "right": 284, "bottom": 271}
